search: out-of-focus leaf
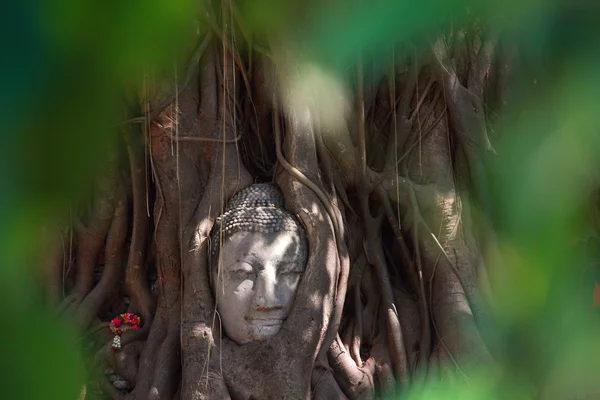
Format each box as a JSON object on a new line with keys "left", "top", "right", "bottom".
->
{"left": 0, "top": 284, "right": 85, "bottom": 399}
{"left": 0, "top": 1, "right": 199, "bottom": 399}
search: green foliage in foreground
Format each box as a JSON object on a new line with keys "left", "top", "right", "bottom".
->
{"left": 3, "top": 0, "right": 600, "bottom": 398}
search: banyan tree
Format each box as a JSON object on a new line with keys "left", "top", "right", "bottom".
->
{"left": 41, "top": 1, "right": 558, "bottom": 399}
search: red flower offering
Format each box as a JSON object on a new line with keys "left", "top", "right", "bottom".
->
{"left": 109, "top": 313, "right": 142, "bottom": 351}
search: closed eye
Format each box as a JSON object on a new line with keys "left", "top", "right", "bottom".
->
{"left": 229, "top": 262, "right": 255, "bottom": 279}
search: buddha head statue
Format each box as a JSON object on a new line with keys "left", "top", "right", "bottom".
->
{"left": 209, "top": 183, "right": 308, "bottom": 344}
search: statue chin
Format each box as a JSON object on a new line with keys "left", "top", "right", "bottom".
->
{"left": 212, "top": 230, "right": 307, "bottom": 345}
{"left": 236, "top": 321, "right": 283, "bottom": 344}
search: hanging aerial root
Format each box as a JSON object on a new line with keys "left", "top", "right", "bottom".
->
{"left": 377, "top": 185, "right": 431, "bottom": 372}
{"left": 123, "top": 127, "right": 154, "bottom": 326}
{"left": 385, "top": 58, "right": 419, "bottom": 166}
{"left": 61, "top": 152, "right": 122, "bottom": 309}
{"left": 356, "top": 57, "right": 409, "bottom": 385}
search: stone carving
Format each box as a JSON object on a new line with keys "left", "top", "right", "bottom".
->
{"left": 209, "top": 183, "right": 308, "bottom": 344}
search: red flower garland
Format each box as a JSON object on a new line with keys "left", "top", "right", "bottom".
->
{"left": 110, "top": 313, "right": 142, "bottom": 351}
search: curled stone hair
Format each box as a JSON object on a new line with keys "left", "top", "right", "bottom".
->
{"left": 209, "top": 183, "right": 308, "bottom": 278}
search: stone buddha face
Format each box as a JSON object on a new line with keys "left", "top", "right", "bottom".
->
{"left": 209, "top": 183, "right": 308, "bottom": 344}
{"left": 212, "top": 230, "right": 307, "bottom": 344}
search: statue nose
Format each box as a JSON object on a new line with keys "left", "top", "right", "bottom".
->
{"left": 253, "top": 268, "right": 281, "bottom": 310}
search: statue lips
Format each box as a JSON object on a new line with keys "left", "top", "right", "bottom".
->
{"left": 245, "top": 317, "right": 285, "bottom": 340}
{"left": 247, "top": 318, "right": 284, "bottom": 327}
{"left": 247, "top": 317, "right": 285, "bottom": 339}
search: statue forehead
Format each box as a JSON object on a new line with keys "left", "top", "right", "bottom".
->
{"left": 220, "top": 231, "right": 303, "bottom": 262}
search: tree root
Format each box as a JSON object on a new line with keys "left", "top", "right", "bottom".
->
{"left": 329, "top": 335, "right": 376, "bottom": 399}
{"left": 146, "top": 314, "right": 181, "bottom": 400}
{"left": 430, "top": 257, "right": 492, "bottom": 378}
{"left": 112, "top": 341, "right": 144, "bottom": 384}
{"left": 312, "top": 366, "right": 348, "bottom": 399}
{"left": 77, "top": 187, "right": 128, "bottom": 327}
{"left": 123, "top": 126, "right": 154, "bottom": 329}
{"left": 130, "top": 310, "right": 168, "bottom": 398}
{"left": 357, "top": 58, "right": 409, "bottom": 385}
{"left": 378, "top": 185, "right": 432, "bottom": 372}
{"left": 64, "top": 150, "right": 122, "bottom": 307}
